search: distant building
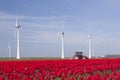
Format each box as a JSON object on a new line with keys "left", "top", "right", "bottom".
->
{"left": 105, "top": 54, "right": 120, "bottom": 58}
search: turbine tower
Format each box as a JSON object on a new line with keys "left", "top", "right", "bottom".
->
{"left": 8, "top": 41, "right": 11, "bottom": 58}
{"left": 60, "top": 32, "right": 64, "bottom": 59}
{"left": 88, "top": 35, "right": 92, "bottom": 58}
{"left": 16, "top": 18, "right": 21, "bottom": 59}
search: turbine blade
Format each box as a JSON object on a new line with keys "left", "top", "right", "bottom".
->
{"left": 16, "top": 17, "right": 18, "bottom": 27}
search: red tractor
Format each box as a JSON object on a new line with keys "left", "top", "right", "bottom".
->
{"left": 72, "top": 52, "right": 88, "bottom": 59}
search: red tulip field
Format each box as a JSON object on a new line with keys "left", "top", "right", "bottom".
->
{"left": 0, "top": 58, "right": 120, "bottom": 80}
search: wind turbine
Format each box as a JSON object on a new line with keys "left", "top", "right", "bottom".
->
{"left": 60, "top": 32, "right": 65, "bottom": 59}
{"left": 16, "top": 18, "right": 21, "bottom": 59}
{"left": 57, "top": 24, "right": 65, "bottom": 59}
{"left": 88, "top": 35, "right": 92, "bottom": 58}
{"left": 8, "top": 41, "right": 11, "bottom": 58}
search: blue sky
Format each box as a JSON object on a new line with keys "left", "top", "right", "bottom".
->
{"left": 0, "top": 0, "right": 120, "bottom": 58}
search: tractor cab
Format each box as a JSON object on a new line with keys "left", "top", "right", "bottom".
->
{"left": 72, "top": 52, "right": 88, "bottom": 59}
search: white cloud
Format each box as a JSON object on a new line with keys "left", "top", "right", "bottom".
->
{"left": 0, "top": 12, "right": 69, "bottom": 20}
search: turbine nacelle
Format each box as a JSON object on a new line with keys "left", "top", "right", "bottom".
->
{"left": 16, "top": 25, "right": 21, "bottom": 29}
{"left": 60, "top": 32, "right": 64, "bottom": 37}
{"left": 16, "top": 18, "right": 21, "bottom": 29}
{"left": 88, "top": 35, "right": 92, "bottom": 39}
{"left": 57, "top": 32, "right": 64, "bottom": 38}
{"left": 61, "top": 32, "right": 64, "bottom": 35}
